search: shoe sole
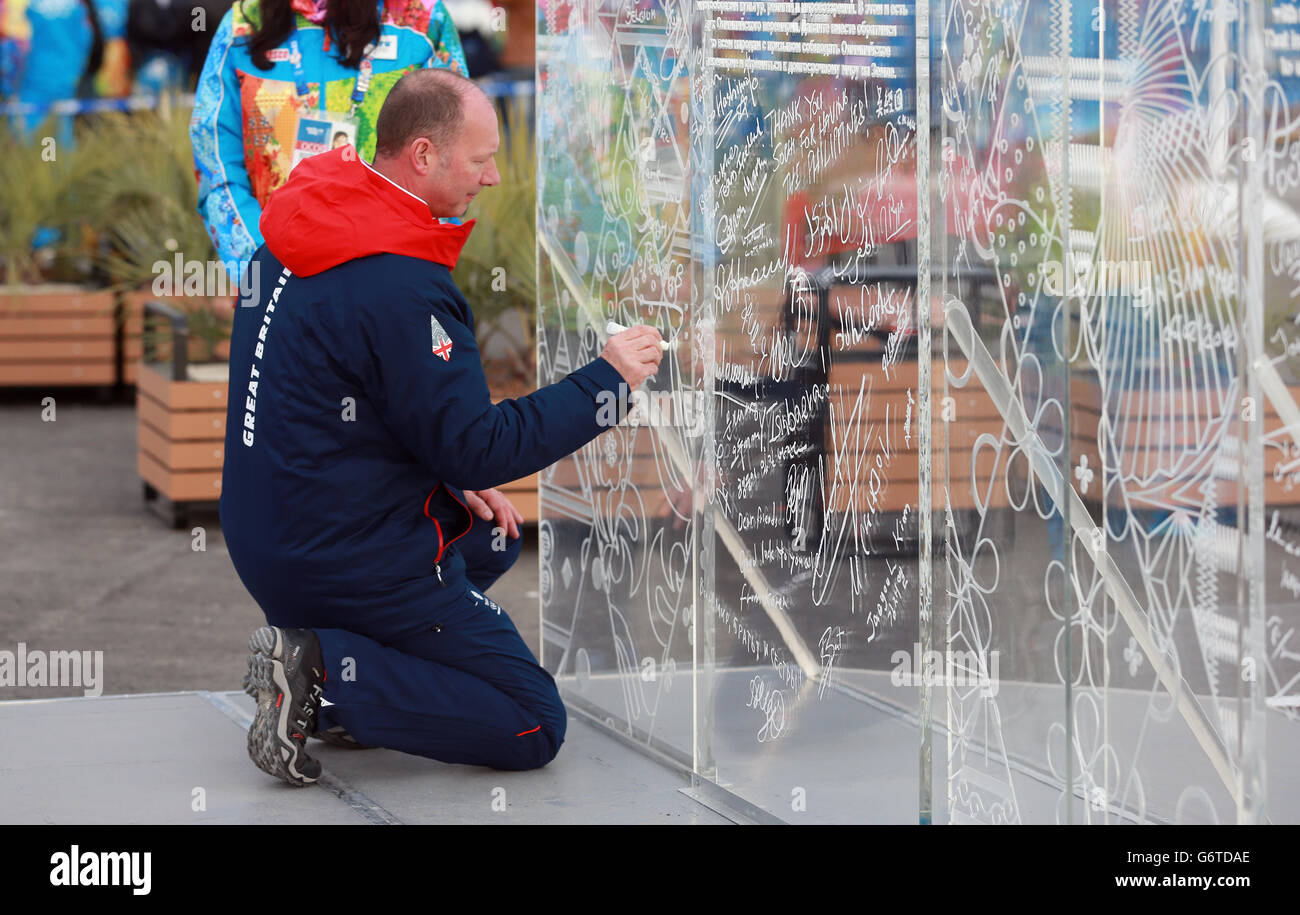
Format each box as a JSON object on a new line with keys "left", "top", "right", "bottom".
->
{"left": 245, "top": 627, "right": 320, "bottom": 787}
{"left": 241, "top": 628, "right": 277, "bottom": 698}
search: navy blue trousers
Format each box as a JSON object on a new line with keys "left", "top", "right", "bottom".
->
{"left": 287, "top": 523, "right": 566, "bottom": 771}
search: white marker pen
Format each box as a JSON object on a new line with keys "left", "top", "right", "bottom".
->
{"left": 605, "top": 320, "right": 673, "bottom": 350}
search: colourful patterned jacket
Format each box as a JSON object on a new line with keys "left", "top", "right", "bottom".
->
{"left": 190, "top": 0, "right": 468, "bottom": 271}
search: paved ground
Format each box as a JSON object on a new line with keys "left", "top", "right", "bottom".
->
{"left": 0, "top": 691, "right": 727, "bottom": 824}
{"left": 0, "top": 392, "right": 542, "bottom": 699}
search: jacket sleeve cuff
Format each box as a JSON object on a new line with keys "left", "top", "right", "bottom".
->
{"left": 569, "top": 356, "right": 627, "bottom": 400}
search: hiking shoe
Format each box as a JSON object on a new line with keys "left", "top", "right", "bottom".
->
{"left": 245, "top": 626, "right": 325, "bottom": 786}
{"left": 313, "top": 725, "right": 367, "bottom": 749}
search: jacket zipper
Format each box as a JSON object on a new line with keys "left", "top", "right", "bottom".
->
{"left": 423, "top": 482, "right": 474, "bottom": 586}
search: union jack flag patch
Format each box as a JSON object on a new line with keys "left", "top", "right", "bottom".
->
{"left": 431, "top": 316, "right": 453, "bottom": 361}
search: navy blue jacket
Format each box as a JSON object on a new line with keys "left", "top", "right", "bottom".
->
{"left": 220, "top": 147, "right": 624, "bottom": 637}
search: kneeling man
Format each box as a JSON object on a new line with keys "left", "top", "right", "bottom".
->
{"left": 220, "top": 68, "right": 663, "bottom": 786}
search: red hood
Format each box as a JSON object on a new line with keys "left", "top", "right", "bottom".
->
{"left": 259, "top": 147, "right": 474, "bottom": 277}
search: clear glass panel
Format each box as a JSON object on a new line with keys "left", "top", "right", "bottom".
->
{"left": 933, "top": 0, "right": 1078, "bottom": 824}
{"left": 536, "top": 0, "right": 701, "bottom": 765}
{"left": 536, "top": 0, "right": 1299, "bottom": 823}
{"left": 699, "top": 2, "right": 923, "bottom": 823}
{"left": 1256, "top": 0, "right": 1300, "bottom": 825}
{"left": 934, "top": 0, "right": 1298, "bottom": 824}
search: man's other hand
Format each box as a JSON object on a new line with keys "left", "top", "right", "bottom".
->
{"left": 601, "top": 325, "right": 665, "bottom": 388}
{"left": 464, "top": 488, "right": 524, "bottom": 539}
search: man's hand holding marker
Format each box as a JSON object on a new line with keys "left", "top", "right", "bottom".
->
{"left": 600, "top": 321, "right": 667, "bottom": 388}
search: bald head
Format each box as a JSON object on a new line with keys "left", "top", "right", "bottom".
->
{"left": 374, "top": 68, "right": 486, "bottom": 161}
{"left": 371, "top": 68, "right": 501, "bottom": 218}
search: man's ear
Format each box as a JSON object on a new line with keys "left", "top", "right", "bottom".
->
{"left": 410, "top": 137, "right": 437, "bottom": 175}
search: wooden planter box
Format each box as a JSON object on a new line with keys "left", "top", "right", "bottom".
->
{"left": 135, "top": 300, "right": 228, "bottom": 527}
{"left": 122, "top": 290, "right": 231, "bottom": 387}
{"left": 0, "top": 285, "right": 118, "bottom": 386}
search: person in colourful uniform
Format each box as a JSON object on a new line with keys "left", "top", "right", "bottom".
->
{"left": 190, "top": 0, "right": 468, "bottom": 274}
{"left": 3, "top": 0, "right": 130, "bottom": 132}
{"left": 0, "top": 0, "right": 32, "bottom": 99}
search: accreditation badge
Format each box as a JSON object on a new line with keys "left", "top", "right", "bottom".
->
{"left": 371, "top": 34, "right": 399, "bottom": 60}
{"left": 291, "top": 111, "right": 359, "bottom": 171}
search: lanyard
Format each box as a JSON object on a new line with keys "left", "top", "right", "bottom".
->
{"left": 351, "top": 52, "right": 374, "bottom": 114}
{"left": 288, "top": 30, "right": 380, "bottom": 115}
{"left": 288, "top": 37, "right": 311, "bottom": 99}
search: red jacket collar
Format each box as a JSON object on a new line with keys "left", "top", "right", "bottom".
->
{"left": 260, "top": 146, "right": 475, "bottom": 277}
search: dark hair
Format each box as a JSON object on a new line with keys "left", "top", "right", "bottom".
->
{"left": 374, "top": 68, "right": 481, "bottom": 159}
{"left": 242, "top": 0, "right": 380, "bottom": 70}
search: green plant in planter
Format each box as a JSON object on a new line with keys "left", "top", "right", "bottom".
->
{"left": 177, "top": 295, "right": 234, "bottom": 365}
{"left": 74, "top": 110, "right": 214, "bottom": 284}
{"left": 0, "top": 120, "right": 95, "bottom": 286}
{"left": 454, "top": 94, "right": 537, "bottom": 384}
{"left": 73, "top": 109, "right": 232, "bottom": 364}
